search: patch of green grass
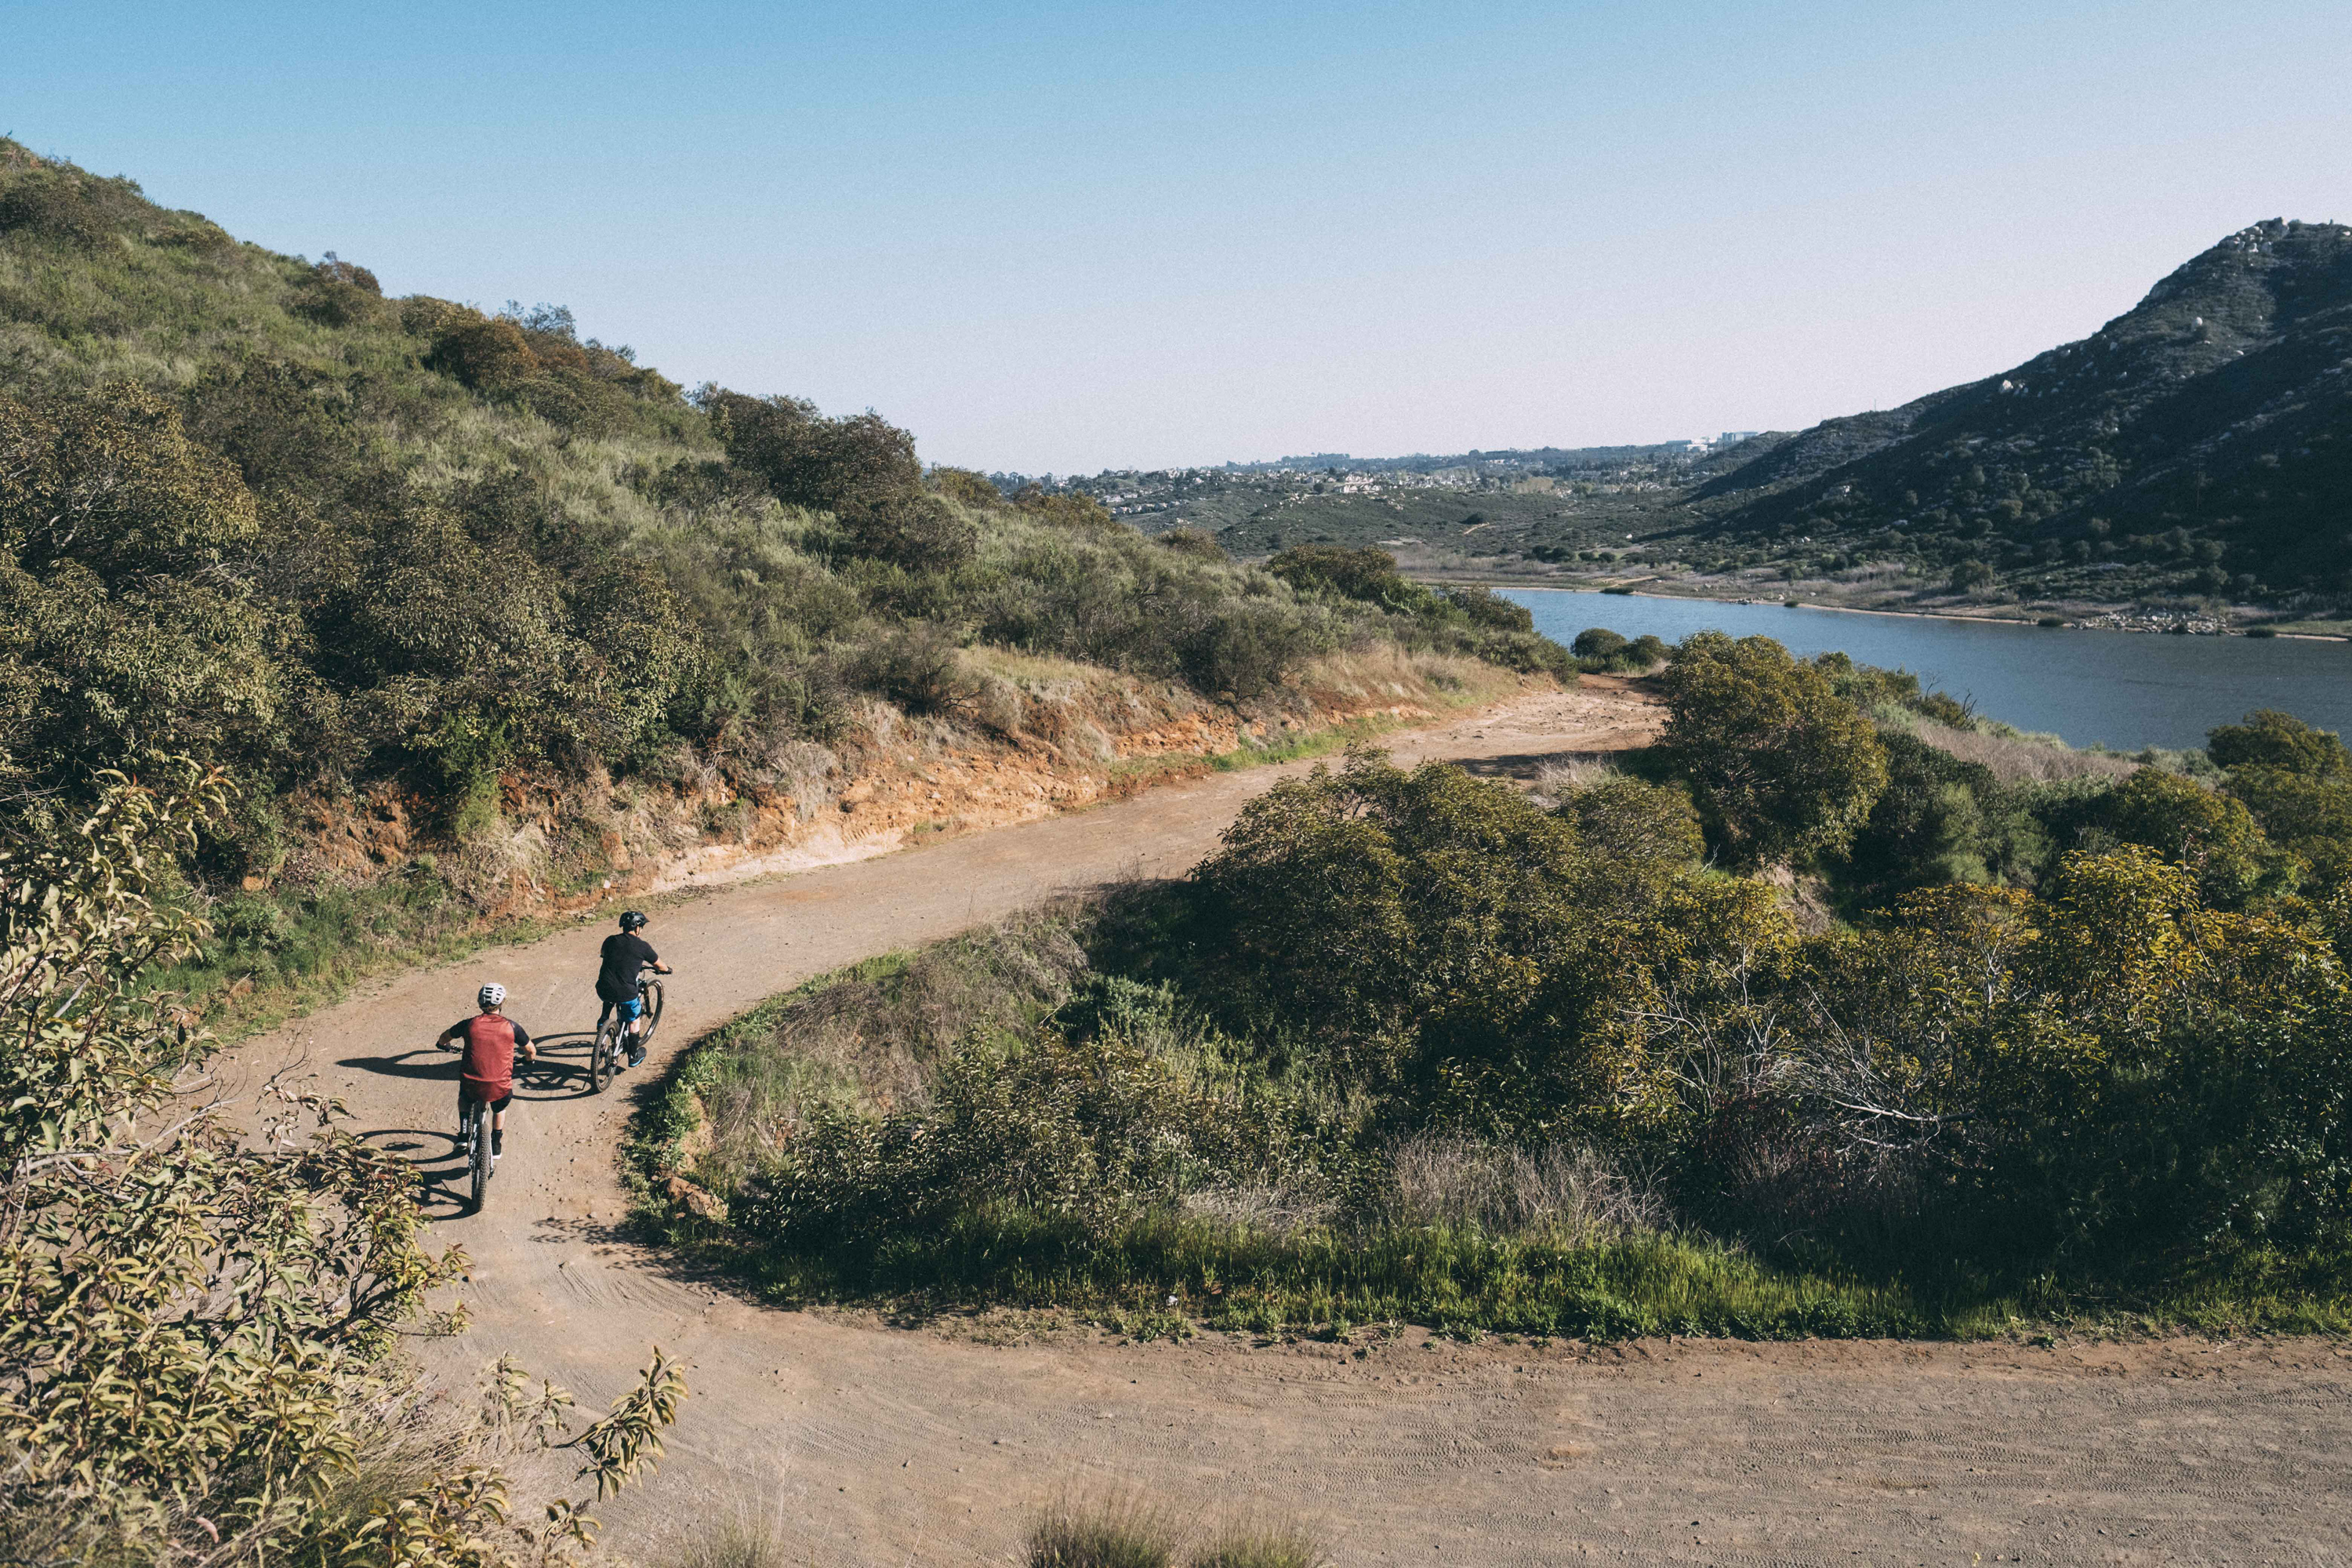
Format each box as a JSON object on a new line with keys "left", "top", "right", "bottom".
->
{"left": 659, "top": 1198, "right": 2352, "bottom": 1343}
{"left": 681, "top": 1208, "right": 1942, "bottom": 1340}
{"left": 622, "top": 949, "right": 919, "bottom": 1196}
{"left": 149, "top": 867, "right": 577, "bottom": 1040}
{"left": 1205, "top": 714, "right": 1406, "bottom": 772}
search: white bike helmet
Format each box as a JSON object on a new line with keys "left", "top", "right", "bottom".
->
{"left": 478, "top": 982, "right": 507, "bottom": 1009}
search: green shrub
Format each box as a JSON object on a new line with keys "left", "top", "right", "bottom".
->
{"left": 1831, "top": 730, "right": 2050, "bottom": 908}
{"left": 1265, "top": 544, "right": 1421, "bottom": 609}
{"left": 1658, "top": 633, "right": 1889, "bottom": 868}
{"left": 735, "top": 1020, "right": 1290, "bottom": 1251}
{"left": 2088, "top": 767, "right": 2294, "bottom": 909}
{"left": 1438, "top": 584, "right": 1532, "bottom": 632}
{"left": 292, "top": 255, "right": 383, "bottom": 326}
{"left": 425, "top": 310, "right": 539, "bottom": 393}
{"left": 1570, "top": 626, "right": 1667, "bottom": 673}
{"left": 1571, "top": 626, "right": 1628, "bottom": 661}
{"left": 1154, "top": 525, "right": 1226, "bottom": 560}
{"left": 855, "top": 620, "right": 978, "bottom": 715}
{"left": 0, "top": 166, "right": 128, "bottom": 248}
{"left": 1558, "top": 775, "right": 1704, "bottom": 887}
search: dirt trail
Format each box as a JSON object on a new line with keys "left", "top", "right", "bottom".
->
{"left": 216, "top": 684, "right": 2352, "bottom": 1566}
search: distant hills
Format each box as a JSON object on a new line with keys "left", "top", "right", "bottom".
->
{"left": 1059, "top": 221, "right": 2352, "bottom": 613}
{"left": 1690, "top": 220, "right": 2352, "bottom": 601}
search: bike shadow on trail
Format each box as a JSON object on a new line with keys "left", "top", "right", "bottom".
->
{"left": 362, "top": 1126, "right": 477, "bottom": 1219}
{"left": 358, "top": 1048, "right": 664, "bottom": 1224}
{"left": 337, "top": 1033, "right": 608, "bottom": 1101}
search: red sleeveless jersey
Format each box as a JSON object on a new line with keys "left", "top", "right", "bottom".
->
{"left": 460, "top": 1014, "right": 521, "bottom": 1098}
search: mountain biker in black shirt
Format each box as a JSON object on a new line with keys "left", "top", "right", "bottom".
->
{"left": 597, "top": 910, "right": 672, "bottom": 1068}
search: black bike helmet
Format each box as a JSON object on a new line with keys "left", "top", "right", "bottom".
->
{"left": 619, "top": 910, "right": 648, "bottom": 931}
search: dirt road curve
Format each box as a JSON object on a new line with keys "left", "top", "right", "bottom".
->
{"left": 217, "top": 685, "right": 2352, "bottom": 1566}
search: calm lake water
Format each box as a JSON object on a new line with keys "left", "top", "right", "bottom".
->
{"left": 1501, "top": 589, "right": 2352, "bottom": 752}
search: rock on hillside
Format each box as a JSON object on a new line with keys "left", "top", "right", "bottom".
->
{"left": 1693, "top": 220, "right": 2352, "bottom": 597}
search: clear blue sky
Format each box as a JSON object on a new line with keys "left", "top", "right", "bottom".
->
{"left": 9, "top": 2, "right": 2350, "bottom": 472}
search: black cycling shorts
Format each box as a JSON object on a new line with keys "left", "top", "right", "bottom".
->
{"left": 459, "top": 1083, "right": 514, "bottom": 1115}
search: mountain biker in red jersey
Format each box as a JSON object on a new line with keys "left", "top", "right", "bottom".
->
{"left": 597, "top": 910, "right": 672, "bottom": 1069}
{"left": 435, "top": 983, "right": 537, "bottom": 1160}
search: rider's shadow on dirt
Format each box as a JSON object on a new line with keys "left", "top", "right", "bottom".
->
{"left": 361, "top": 1126, "right": 476, "bottom": 1218}
{"left": 336, "top": 1034, "right": 606, "bottom": 1099}
{"left": 350, "top": 1038, "right": 666, "bottom": 1223}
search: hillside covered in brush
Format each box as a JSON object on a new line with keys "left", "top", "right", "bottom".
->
{"left": 1686, "top": 220, "right": 2352, "bottom": 604}
{"left": 0, "top": 141, "right": 1563, "bottom": 974}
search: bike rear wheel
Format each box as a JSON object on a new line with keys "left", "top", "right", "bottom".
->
{"left": 466, "top": 1105, "right": 489, "bottom": 1209}
{"left": 639, "top": 979, "right": 666, "bottom": 1047}
{"left": 589, "top": 1021, "right": 615, "bottom": 1093}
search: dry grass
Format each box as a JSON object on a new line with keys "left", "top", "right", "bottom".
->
{"left": 682, "top": 909, "right": 1093, "bottom": 1196}
{"left": 1385, "top": 1134, "right": 1668, "bottom": 1238}
{"left": 1189, "top": 1523, "right": 1327, "bottom": 1568}
{"left": 662, "top": 1504, "right": 799, "bottom": 1568}
{"left": 1029, "top": 1497, "right": 1183, "bottom": 1568}
{"left": 1530, "top": 757, "right": 1621, "bottom": 805}
{"left": 1027, "top": 1499, "right": 1325, "bottom": 1568}
{"left": 1910, "top": 719, "right": 2136, "bottom": 785}
{"left": 1179, "top": 1179, "right": 1339, "bottom": 1235}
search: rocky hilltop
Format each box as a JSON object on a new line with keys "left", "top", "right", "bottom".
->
{"left": 1692, "top": 220, "right": 2352, "bottom": 601}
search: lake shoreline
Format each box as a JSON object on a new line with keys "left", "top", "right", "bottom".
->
{"left": 1428, "top": 572, "right": 2350, "bottom": 642}
{"left": 1489, "top": 585, "right": 2352, "bottom": 750}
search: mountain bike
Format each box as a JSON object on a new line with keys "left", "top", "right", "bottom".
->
{"left": 589, "top": 973, "right": 668, "bottom": 1094}
{"left": 458, "top": 1092, "right": 493, "bottom": 1210}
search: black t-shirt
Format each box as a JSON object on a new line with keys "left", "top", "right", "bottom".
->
{"left": 597, "top": 932, "right": 660, "bottom": 1000}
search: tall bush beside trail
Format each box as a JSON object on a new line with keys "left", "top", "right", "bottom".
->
{"left": 708, "top": 391, "right": 975, "bottom": 569}
{"left": 2210, "top": 710, "right": 2352, "bottom": 898}
{"left": 1786, "top": 846, "right": 2352, "bottom": 1267}
{"left": 0, "top": 385, "right": 293, "bottom": 831}
{"left": 1265, "top": 544, "right": 1425, "bottom": 611}
{"left": 1190, "top": 753, "right": 1581, "bottom": 1078}
{"left": 1657, "top": 632, "right": 1889, "bottom": 869}
{"left": 2082, "top": 766, "right": 2294, "bottom": 911}
{"left": 1831, "top": 730, "right": 2051, "bottom": 909}
{"left": 0, "top": 771, "right": 684, "bottom": 1566}
{"left": 1188, "top": 752, "right": 1741, "bottom": 1132}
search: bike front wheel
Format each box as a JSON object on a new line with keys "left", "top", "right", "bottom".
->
{"left": 639, "top": 980, "right": 666, "bottom": 1047}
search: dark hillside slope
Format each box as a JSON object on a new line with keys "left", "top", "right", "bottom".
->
{"left": 1691, "top": 220, "right": 2352, "bottom": 601}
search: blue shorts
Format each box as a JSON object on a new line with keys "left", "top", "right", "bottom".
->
{"left": 615, "top": 994, "right": 644, "bottom": 1021}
